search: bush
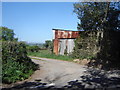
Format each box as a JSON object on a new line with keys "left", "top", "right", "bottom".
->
{"left": 71, "top": 31, "right": 98, "bottom": 60}
{"left": 2, "top": 41, "right": 38, "bottom": 84}
{"left": 26, "top": 45, "right": 40, "bottom": 52}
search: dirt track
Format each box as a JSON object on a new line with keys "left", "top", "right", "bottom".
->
{"left": 28, "top": 56, "right": 87, "bottom": 88}
{"left": 2, "top": 57, "right": 120, "bottom": 89}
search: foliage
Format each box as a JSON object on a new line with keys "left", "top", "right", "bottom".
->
{"left": 106, "top": 8, "right": 120, "bottom": 31}
{"left": 0, "top": 41, "right": 1, "bottom": 84}
{"left": 2, "top": 41, "right": 38, "bottom": 83}
{"left": 96, "top": 30, "right": 120, "bottom": 69}
{"left": 0, "top": 27, "right": 18, "bottom": 41}
{"left": 73, "top": 2, "right": 120, "bottom": 69}
{"left": 71, "top": 31, "right": 98, "bottom": 60}
{"left": 73, "top": 2, "right": 119, "bottom": 31}
{"left": 44, "top": 40, "right": 53, "bottom": 51}
{"left": 26, "top": 45, "right": 40, "bottom": 52}
{"left": 28, "top": 50, "right": 73, "bottom": 61}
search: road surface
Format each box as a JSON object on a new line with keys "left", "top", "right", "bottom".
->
{"left": 28, "top": 56, "right": 87, "bottom": 88}
{"left": 2, "top": 57, "right": 120, "bottom": 89}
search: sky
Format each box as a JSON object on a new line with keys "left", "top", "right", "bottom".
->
{"left": 2, "top": 2, "right": 79, "bottom": 43}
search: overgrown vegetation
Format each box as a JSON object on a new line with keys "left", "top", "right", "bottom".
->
{"left": 26, "top": 45, "right": 40, "bottom": 52}
{"left": 26, "top": 40, "right": 71, "bottom": 61}
{"left": 1, "top": 27, "right": 18, "bottom": 41}
{"left": 2, "top": 41, "right": 38, "bottom": 83}
{"left": 43, "top": 40, "right": 53, "bottom": 52}
{"left": 96, "top": 30, "right": 120, "bottom": 69}
{"left": 27, "top": 40, "right": 73, "bottom": 61}
{"left": 27, "top": 41, "right": 73, "bottom": 61}
{"left": 28, "top": 50, "right": 73, "bottom": 61}
{"left": 1, "top": 27, "right": 38, "bottom": 84}
{"left": 71, "top": 31, "right": 99, "bottom": 60}
{"left": 73, "top": 2, "right": 120, "bottom": 69}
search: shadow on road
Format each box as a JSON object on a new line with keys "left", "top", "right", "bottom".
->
{"left": 2, "top": 67, "right": 120, "bottom": 90}
{"left": 64, "top": 68, "right": 120, "bottom": 90}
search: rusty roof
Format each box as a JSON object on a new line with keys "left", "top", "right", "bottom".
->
{"left": 53, "top": 29, "right": 80, "bottom": 39}
{"left": 52, "top": 28, "right": 79, "bottom": 32}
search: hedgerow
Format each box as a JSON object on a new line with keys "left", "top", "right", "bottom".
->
{"left": 26, "top": 45, "right": 40, "bottom": 52}
{"left": 2, "top": 41, "right": 38, "bottom": 84}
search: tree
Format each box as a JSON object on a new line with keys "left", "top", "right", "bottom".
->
{"left": 73, "top": 2, "right": 120, "bottom": 68}
{"left": 106, "top": 8, "right": 120, "bottom": 31}
{"left": 73, "top": 2, "right": 119, "bottom": 31}
{"left": 0, "top": 27, "right": 18, "bottom": 41}
{"left": 44, "top": 40, "right": 53, "bottom": 51}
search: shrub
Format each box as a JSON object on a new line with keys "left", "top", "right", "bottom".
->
{"left": 26, "top": 45, "right": 40, "bottom": 52}
{"left": 71, "top": 31, "right": 99, "bottom": 60}
{"left": 2, "top": 41, "right": 38, "bottom": 83}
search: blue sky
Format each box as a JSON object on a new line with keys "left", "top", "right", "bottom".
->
{"left": 2, "top": 2, "right": 79, "bottom": 43}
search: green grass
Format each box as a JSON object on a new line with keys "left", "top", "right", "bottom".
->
{"left": 28, "top": 50, "right": 73, "bottom": 61}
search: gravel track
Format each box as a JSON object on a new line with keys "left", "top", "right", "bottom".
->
{"left": 2, "top": 57, "right": 120, "bottom": 89}
{"left": 28, "top": 56, "right": 87, "bottom": 88}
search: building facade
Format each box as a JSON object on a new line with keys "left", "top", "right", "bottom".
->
{"left": 53, "top": 29, "right": 80, "bottom": 55}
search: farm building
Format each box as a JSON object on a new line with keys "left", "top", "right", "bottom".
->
{"left": 53, "top": 29, "right": 80, "bottom": 55}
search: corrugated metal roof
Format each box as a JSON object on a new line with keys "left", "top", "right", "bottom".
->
{"left": 53, "top": 29, "right": 80, "bottom": 39}
{"left": 52, "top": 29, "right": 78, "bottom": 32}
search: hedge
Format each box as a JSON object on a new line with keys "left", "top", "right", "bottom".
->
{"left": 2, "top": 41, "right": 38, "bottom": 83}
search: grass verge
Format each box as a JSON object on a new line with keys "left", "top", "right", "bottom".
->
{"left": 28, "top": 50, "right": 73, "bottom": 62}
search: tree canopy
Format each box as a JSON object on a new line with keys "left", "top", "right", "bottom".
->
{"left": 73, "top": 2, "right": 120, "bottom": 69}
{"left": 0, "top": 27, "right": 18, "bottom": 41}
{"left": 44, "top": 40, "right": 53, "bottom": 51}
{"left": 73, "top": 2, "right": 120, "bottom": 31}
